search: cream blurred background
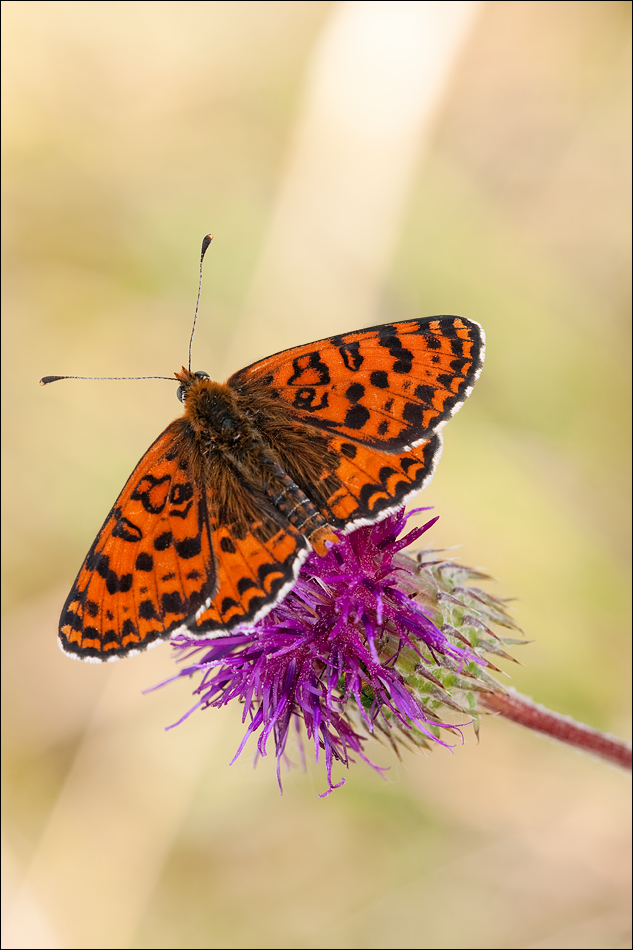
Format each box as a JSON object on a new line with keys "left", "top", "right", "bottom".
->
{"left": 2, "top": 2, "right": 630, "bottom": 948}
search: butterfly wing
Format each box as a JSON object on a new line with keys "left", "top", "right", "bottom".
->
{"left": 319, "top": 433, "right": 443, "bottom": 529}
{"left": 59, "top": 422, "right": 215, "bottom": 661}
{"left": 59, "top": 422, "right": 312, "bottom": 658}
{"left": 227, "top": 316, "right": 482, "bottom": 531}
{"left": 189, "top": 492, "right": 310, "bottom": 635}
{"left": 228, "top": 316, "right": 484, "bottom": 451}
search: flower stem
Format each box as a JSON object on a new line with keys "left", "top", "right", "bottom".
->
{"left": 479, "top": 689, "right": 632, "bottom": 771}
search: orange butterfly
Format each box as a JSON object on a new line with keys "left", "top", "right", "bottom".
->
{"left": 46, "top": 250, "right": 484, "bottom": 662}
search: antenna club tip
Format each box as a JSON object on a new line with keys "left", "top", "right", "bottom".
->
{"left": 40, "top": 375, "right": 64, "bottom": 386}
{"left": 200, "top": 234, "right": 214, "bottom": 260}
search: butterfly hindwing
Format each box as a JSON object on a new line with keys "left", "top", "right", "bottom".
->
{"left": 228, "top": 316, "right": 484, "bottom": 451}
{"left": 321, "top": 434, "right": 442, "bottom": 529}
{"left": 245, "top": 406, "right": 443, "bottom": 533}
{"left": 190, "top": 497, "right": 310, "bottom": 635}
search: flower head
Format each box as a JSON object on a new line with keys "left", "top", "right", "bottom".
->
{"left": 162, "top": 510, "right": 521, "bottom": 795}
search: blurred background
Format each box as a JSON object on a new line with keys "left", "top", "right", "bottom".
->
{"left": 2, "top": 2, "right": 630, "bottom": 948}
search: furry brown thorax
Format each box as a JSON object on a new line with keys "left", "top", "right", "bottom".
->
{"left": 173, "top": 367, "right": 338, "bottom": 556}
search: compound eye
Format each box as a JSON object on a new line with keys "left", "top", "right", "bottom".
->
{"left": 194, "top": 370, "right": 210, "bottom": 379}
{"left": 176, "top": 385, "right": 186, "bottom": 404}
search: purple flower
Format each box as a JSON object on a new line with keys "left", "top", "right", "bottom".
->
{"left": 160, "top": 510, "right": 521, "bottom": 796}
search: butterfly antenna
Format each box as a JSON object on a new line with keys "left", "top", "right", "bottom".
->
{"left": 41, "top": 234, "right": 215, "bottom": 387}
{"left": 188, "top": 233, "right": 213, "bottom": 372}
{"left": 40, "top": 374, "right": 176, "bottom": 385}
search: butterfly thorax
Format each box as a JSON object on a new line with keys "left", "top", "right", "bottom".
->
{"left": 182, "top": 376, "right": 253, "bottom": 446}
{"left": 178, "top": 374, "right": 337, "bottom": 556}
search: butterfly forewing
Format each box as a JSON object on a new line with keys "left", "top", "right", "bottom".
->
{"left": 228, "top": 317, "right": 484, "bottom": 451}
{"left": 59, "top": 424, "right": 215, "bottom": 661}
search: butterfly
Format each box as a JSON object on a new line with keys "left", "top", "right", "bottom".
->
{"left": 52, "top": 314, "right": 484, "bottom": 662}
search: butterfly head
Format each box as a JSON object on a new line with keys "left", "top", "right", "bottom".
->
{"left": 175, "top": 368, "right": 247, "bottom": 446}
{"left": 175, "top": 367, "right": 211, "bottom": 404}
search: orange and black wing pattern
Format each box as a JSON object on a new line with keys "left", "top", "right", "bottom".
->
{"left": 190, "top": 498, "right": 310, "bottom": 636}
{"left": 315, "top": 433, "right": 443, "bottom": 530}
{"left": 59, "top": 423, "right": 214, "bottom": 661}
{"left": 228, "top": 316, "right": 484, "bottom": 451}
{"left": 59, "top": 424, "right": 311, "bottom": 660}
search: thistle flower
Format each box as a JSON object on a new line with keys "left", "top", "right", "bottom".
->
{"left": 162, "top": 509, "right": 526, "bottom": 795}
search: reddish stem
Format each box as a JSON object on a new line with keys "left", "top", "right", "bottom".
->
{"left": 479, "top": 689, "right": 632, "bottom": 771}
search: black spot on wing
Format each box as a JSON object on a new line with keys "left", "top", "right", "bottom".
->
{"left": 344, "top": 404, "right": 371, "bottom": 430}
{"left": 61, "top": 607, "right": 83, "bottom": 634}
{"left": 112, "top": 514, "right": 143, "bottom": 543}
{"left": 174, "top": 536, "right": 202, "bottom": 559}
{"left": 169, "top": 481, "right": 194, "bottom": 518}
{"left": 449, "top": 357, "right": 469, "bottom": 374}
{"left": 370, "top": 370, "right": 389, "bottom": 389}
{"left": 358, "top": 482, "right": 391, "bottom": 514}
{"left": 378, "top": 465, "right": 398, "bottom": 483}
{"left": 139, "top": 599, "right": 157, "bottom": 620}
{"left": 414, "top": 384, "right": 435, "bottom": 404}
{"left": 237, "top": 577, "right": 258, "bottom": 595}
{"left": 432, "top": 318, "right": 455, "bottom": 337}
{"left": 162, "top": 591, "right": 184, "bottom": 615}
{"left": 121, "top": 618, "right": 138, "bottom": 639}
{"left": 135, "top": 552, "right": 154, "bottom": 571}
{"left": 220, "top": 596, "right": 239, "bottom": 616}
{"left": 131, "top": 473, "right": 171, "bottom": 514}
{"left": 87, "top": 551, "right": 133, "bottom": 596}
{"left": 402, "top": 402, "right": 425, "bottom": 428}
{"left": 257, "top": 562, "right": 285, "bottom": 583}
{"left": 339, "top": 341, "right": 363, "bottom": 371}
{"left": 118, "top": 574, "right": 133, "bottom": 594}
{"left": 154, "top": 531, "right": 172, "bottom": 551}
{"left": 293, "top": 388, "right": 330, "bottom": 412}
{"left": 170, "top": 482, "right": 193, "bottom": 504}
{"left": 378, "top": 327, "right": 413, "bottom": 374}
{"left": 345, "top": 382, "right": 365, "bottom": 402}
{"left": 288, "top": 351, "right": 331, "bottom": 385}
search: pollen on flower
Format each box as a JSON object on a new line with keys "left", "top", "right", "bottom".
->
{"left": 159, "top": 509, "right": 523, "bottom": 796}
